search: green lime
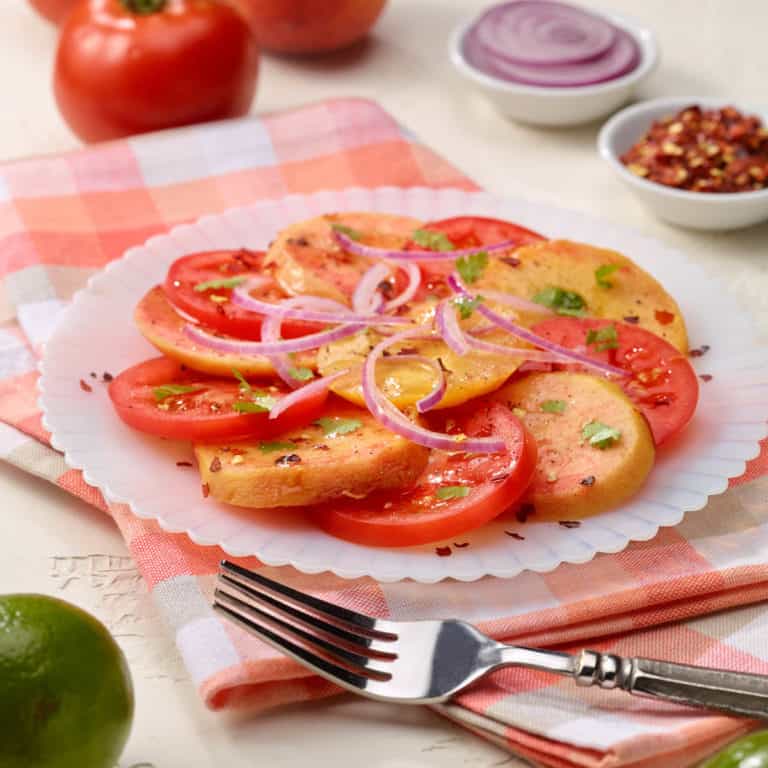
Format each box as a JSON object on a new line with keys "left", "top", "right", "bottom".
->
{"left": 702, "top": 731, "right": 768, "bottom": 768}
{"left": 0, "top": 594, "right": 134, "bottom": 768}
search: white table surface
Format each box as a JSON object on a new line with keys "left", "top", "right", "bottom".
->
{"left": 1, "top": 1, "right": 766, "bottom": 766}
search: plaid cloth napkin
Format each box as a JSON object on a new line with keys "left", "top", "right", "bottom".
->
{"left": 1, "top": 98, "right": 767, "bottom": 768}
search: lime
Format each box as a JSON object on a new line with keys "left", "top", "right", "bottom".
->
{"left": 702, "top": 731, "right": 768, "bottom": 768}
{"left": 0, "top": 594, "right": 134, "bottom": 768}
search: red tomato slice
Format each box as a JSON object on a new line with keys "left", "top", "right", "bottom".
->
{"left": 404, "top": 216, "right": 547, "bottom": 298}
{"left": 109, "top": 357, "right": 327, "bottom": 443}
{"left": 309, "top": 402, "right": 537, "bottom": 547}
{"left": 532, "top": 317, "right": 699, "bottom": 446}
{"left": 164, "top": 250, "right": 319, "bottom": 341}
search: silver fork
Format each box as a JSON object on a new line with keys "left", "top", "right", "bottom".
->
{"left": 213, "top": 560, "right": 768, "bottom": 718}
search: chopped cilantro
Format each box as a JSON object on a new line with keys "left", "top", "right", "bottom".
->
{"left": 411, "top": 228, "right": 454, "bottom": 252}
{"left": 193, "top": 276, "right": 246, "bottom": 293}
{"left": 435, "top": 485, "right": 470, "bottom": 500}
{"left": 259, "top": 440, "right": 298, "bottom": 454}
{"left": 540, "top": 399, "right": 567, "bottom": 414}
{"left": 288, "top": 366, "right": 315, "bottom": 382}
{"left": 453, "top": 295, "right": 484, "bottom": 320}
{"left": 230, "top": 371, "right": 277, "bottom": 412}
{"left": 586, "top": 324, "right": 619, "bottom": 351}
{"left": 532, "top": 286, "right": 587, "bottom": 316}
{"left": 582, "top": 420, "right": 621, "bottom": 449}
{"left": 314, "top": 416, "right": 362, "bottom": 438}
{"left": 455, "top": 251, "right": 489, "bottom": 285}
{"left": 152, "top": 384, "right": 202, "bottom": 402}
{"left": 331, "top": 223, "right": 362, "bottom": 241}
{"left": 595, "top": 263, "right": 620, "bottom": 289}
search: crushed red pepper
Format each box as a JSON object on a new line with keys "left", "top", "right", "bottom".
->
{"left": 79, "top": 379, "right": 92, "bottom": 393}
{"left": 621, "top": 105, "right": 768, "bottom": 193}
{"left": 435, "top": 546, "right": 452, "bottom": 557}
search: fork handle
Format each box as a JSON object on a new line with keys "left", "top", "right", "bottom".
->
{"left": 574, "top": 650, "right": 768, "bottom": 719}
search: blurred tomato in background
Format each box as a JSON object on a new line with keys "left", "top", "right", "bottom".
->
{"left": 235, "top": 0, "right": 387, "bottom": 54}
{"left": 54, "top": 0, "right": 259, "bottom": 142}
{"left": 28, "top": 0, "right": 78, "bottom": 24}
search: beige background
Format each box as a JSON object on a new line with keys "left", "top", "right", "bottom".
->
{"left": 0, "top": 1, "right": 766, "bottom": 766}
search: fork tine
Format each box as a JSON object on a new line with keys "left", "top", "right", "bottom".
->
{"left": 213, "top": 592, "right": 389, "bottom": 694}
{"left": 214, "top": 584, "right": 391, "bottom": 678}
{"left": 220, "top": 560, "right": 396, "bottom": 640}
{"left": 217, "top": 574, "right": 396, "bottom": 660}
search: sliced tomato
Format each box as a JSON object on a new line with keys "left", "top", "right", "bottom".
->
{"left": 532, "top": 317, "right": 699, "bottom": 445}
{"left": 109, "top": 357, "right": 327, "bottom": 442}
{"left": 309, "top": 402, "right": 537, "bottom": 547}
{"left": 163, "top": 250, "right": 319, "bottom": 341}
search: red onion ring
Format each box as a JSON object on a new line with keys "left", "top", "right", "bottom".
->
{"left": 466, "top": 333, "right": 571, "bottom": 362}
{"left": 447, "top": 275, "right": 628, "bottom": 377}
{"left": 362, "top": 330, "right": 506, "bottom": 454}
{"left": 268, "top": 370, "right": 349, "bottom": 421}
{"left": 334, "top": 230, "right": 518, "bottom": 262}
{"left": 232, "top": 280, "right": 412, "bottom": 326}
{"left": 449, "top": 274, "right": 554, "bottom": 315}
{"left": 260, "top": 314, "right": 302, "bottom": 388}
{"left": 352, "top": 263, "right": 390, "bottom": 315}
{"left": 396, "top": 354, "right": 447, "bottom": 413}
{"left": 435, "top": 299, "right": 471, "bottom": 356}
{"left": 385, "top": 262, "right": 421, "bottom": 312}
{"left": 184, "top": 320, "right": 364, "bottom": 356}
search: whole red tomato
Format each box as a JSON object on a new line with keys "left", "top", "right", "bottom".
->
{"left": 54, "top": 0, "right": 259, "bottom": 143}
{"left": 236, "top": 0, "right": 386, "bottom": 54}
{"left": 28, "top": 0, "right": 78, "bottom": 24}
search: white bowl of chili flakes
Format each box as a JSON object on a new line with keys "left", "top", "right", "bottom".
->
{"left": 598, "top": 97, "right": 768, "bottom": 230}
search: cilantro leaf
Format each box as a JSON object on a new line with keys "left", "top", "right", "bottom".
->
{"left": 287, "top": 366, "right": 315, "bottom": 382}
{"left": 595, "top": 263, "right": 620, "bottom": 289}
{"left": 314, "top": 416, "right": 362, "bottom": 438}
{"left": 453, "top": 295, "right": 484, "bottom": 320}
{"left": 232, "top": 369, "right": 252, "bottom": 395}
{"left": 232, "top": 392, "right": 277, "bottom": 414}
{"left": 153, "top": 384, "right": 203, "bottom": 402}
{"left": 586, "top": 324, "right": 619, "bottom": 351}
{"left": 456, "top": 251, "right": 489, "bottom": 285}
{"left": 435, "top": 485, "right": 470, "bottom": 500}
{"left": 532, "top": 286, "right": 587, "bottom": 317}
{"left": 411, "top": 228, "right": 455, "bottom": 252}
{"left": 540, "top": 399, "right": 567, "bottom": 414}
{"left": 582, "top": 420, "right": 622, "bottom": 449}
{"left": 331, "top": 223, "right": 362, "bottom": 241}
{"left": 193, "top": 276, "right": 246, "bottom": 293}
{"left": 259, "top": 440, "right": 298, "bottom": 454}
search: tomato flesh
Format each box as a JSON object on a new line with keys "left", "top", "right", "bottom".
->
{"left": 164, "top": 250, "right": 319, "bottom": 341}
{"left": 109, "top": 357, "right": 327, "bottom": 443}
{"left": 532, "top": 317, "right": 699, "bottom": 445}
{"left": 309, "top": 402, "right": 537, "bottom": 547}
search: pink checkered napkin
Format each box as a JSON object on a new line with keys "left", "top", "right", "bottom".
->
{"left": 1, "top": 98, "right": 767, "bottom": 768}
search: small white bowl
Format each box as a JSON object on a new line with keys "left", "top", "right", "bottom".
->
{"left": 449, "top": 7, "right": 658, "bottom": 127}
{"left": 598, "top": 97, "right": 768, "bottom": 231}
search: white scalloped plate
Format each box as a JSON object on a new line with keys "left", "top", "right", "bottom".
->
{"left": 39, "top": 187, "right": 768, "bottom": 582}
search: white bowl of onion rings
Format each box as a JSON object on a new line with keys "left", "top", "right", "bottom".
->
{"left": 450, "top": 1, "right": 658, "bottom": 127}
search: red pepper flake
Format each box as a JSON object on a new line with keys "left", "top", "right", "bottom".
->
{"left": 580, "top": 475, "right": 596, "bottom": 486}
{"left": 623, "top": 315, "right": 640, "bottom": 324}
{"left": 689, "top": 344, "right": 710, "bottom": 358}
{"left": 435, "top": 546, "right": 452, "bottom": 557}
{"left": 89, "top": 371, "right": 97, "bottom": 378}
{"left": 275, "top": 454, "right": 302, "bottom": 466}
{"left": 377, "top": 280, "right": 394, "bottom": 297}
{"left": 102, "top": 371, "right": 113, "bottom": 382}
{"left": 202, "top": 482, "right": 210, "bottom": 498}
{"left": 500, "top": 256, "right": 521, "bottom": 268}
{"left": 209, "top": 457, "right": 222, "bottom": 473}
{"left": 699, "top": 373, "right": 713, "bottom": 382}
{"left": 559, "top": 520, "right": 582, "bottom": 529}
{"left": 176, "top": 461, "right": 193, "bottom": 467}
{"left": 79, "top": 379, "right": 92, "bottom": 392}
{"left": 654, "top": 310, "right": 675, "bottom": 325}
{"left": 453, "top": 542, "right": 470, "bottom": 548}
{"left": 505, "top": 531, "right": 525, "bottom": 540}
{"left": 516, "top": 503, "right": 535, "bottom": 523}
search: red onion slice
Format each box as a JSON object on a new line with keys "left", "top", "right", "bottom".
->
{"left": 352, "top": 263, "right": 391, "bottom": 315}
{"left": 362, "top": 330, "right": 506, "bottom": 454}
{"left": 269, "top": 370, "right": 348, "bottom": 421}
{"left": 466, "top": 333, "right": 570, "bottom": 362}
{"left": 450, "top": 274, "right": 554, "bottom": 315}
{"left": 391, "top": 354, "right": 447, "bottom": 413}
{"left": 385, "top": 262, "right": 421, "bottom": 312}
{"left": 184, "top": 320, "right": 364, "bottom": 356}
{"left": 260, "top": 314, "right": 302, "bottom": 389}
{"left": 232, "top": 280, "right": 412, "bottom": 326}
{"left": 334, "top": 230, "right": 517, "bottom": 262}
{"left": 435, "top": 299, "right": 471, "bottom": 356}
{"left": 471, "top": 1, "right": 617, "bottom": 67}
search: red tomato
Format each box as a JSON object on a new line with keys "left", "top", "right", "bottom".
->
{"left": 405, "top": 216, "right": 547, "bottom": 298}
{"left": 309, "top": 402, "right": 537, "bottom": 547}
{"left": 28, "top": 0, "right": 77, "bottom": 24}
{"left": 532, "top": 317, "right": 699, "bottom": 445}
{"left": 109, "top": 357, "right": 327, "bottom": 442}
{"left": 234, "top": 0, "right": 387, "bottom": 54}
{"left": 54, "top": 0, "right": 259, "bottom": 143}
{"left": 164, "top": 250, "right": 319, "bottom": 341}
